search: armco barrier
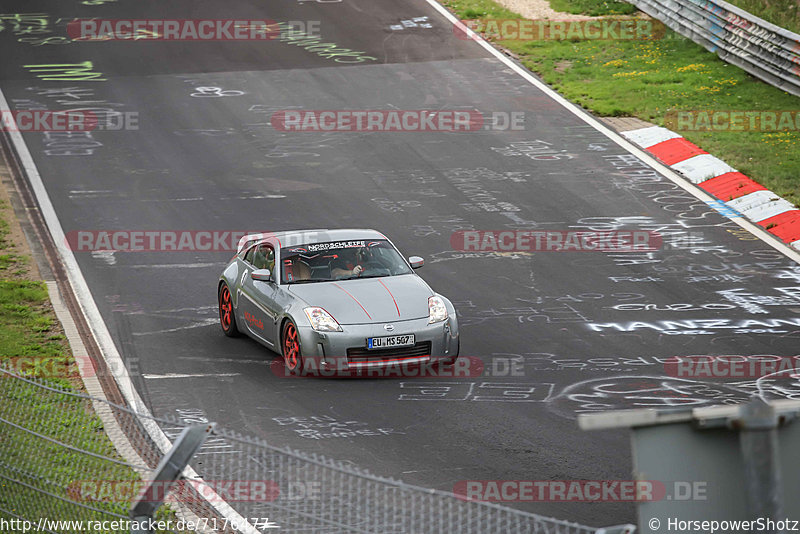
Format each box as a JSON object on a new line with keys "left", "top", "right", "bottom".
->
{"left": 625, "top": 0, "right": 800, "bottom": 96}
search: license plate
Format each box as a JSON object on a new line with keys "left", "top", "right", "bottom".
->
{"left": 367, "top": 334, "right": 415, "bottom": 350}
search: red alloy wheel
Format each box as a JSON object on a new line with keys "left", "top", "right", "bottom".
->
{"left": 218, "top": 284, "right": 239, "bottom": 337}
{"left": 283, "top": 321, "right": 302, "bottom": 372}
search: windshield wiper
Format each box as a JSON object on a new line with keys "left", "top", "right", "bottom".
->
{"left": 288, "top": 279, "right": 322, "bottom": 284}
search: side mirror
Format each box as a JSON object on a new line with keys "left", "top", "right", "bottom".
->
{"left": 251, "top": 269, "right": 273, "bottom": 282}
{"left": 408, "top": 256, "right": 424, "bottom": 269}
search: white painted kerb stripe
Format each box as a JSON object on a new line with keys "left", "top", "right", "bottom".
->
{"left": 423, "top": 0, "right": 800, "bottom": 264}
{"left": 620, "top": 125, "right": 681, "bottom": 148}
{"left": 672, "top": 154, "right": 735, "bottom": 184}
{"left": 727, "top": 190, "right": 797, "bottom": 222}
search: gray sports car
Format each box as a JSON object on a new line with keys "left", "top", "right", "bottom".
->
{"left": 218, "top": 229, "right": 459, "bottom": 375}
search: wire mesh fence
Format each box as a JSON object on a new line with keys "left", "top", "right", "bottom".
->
{"left": 0, "top": 366, "right": 181, "bottom": 533}
{"left": 0, "top": 365, "right": 627, "bottom": 534}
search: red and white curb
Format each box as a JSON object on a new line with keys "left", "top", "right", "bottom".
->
{"left": 621, "top": 125, "right": 800, "bottom": 251}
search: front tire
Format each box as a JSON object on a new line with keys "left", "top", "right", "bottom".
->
{"left": 218, "top": 283, "right": 239, "bottom": 337}
{"left": 282, "top": 320, "right": 303, "bottom": 374}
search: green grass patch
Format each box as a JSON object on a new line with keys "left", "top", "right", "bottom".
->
{"left": 0, "top": 197, "right": 182, "bottom": 532}
{"left": 441, "top": 0, "right": 520, "bottom": 19}
{"left": 725, "top": 0, "right": 800, "bottom": 34}
{"left": 549, "top": 0, "right": 636, "bottom": 16}
{"left": 443, "top": 0, "right": 800, "bottom": 206}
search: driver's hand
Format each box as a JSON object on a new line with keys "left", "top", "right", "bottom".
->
{"left": 352, "top": 265, "right": 364, "bottom": 276}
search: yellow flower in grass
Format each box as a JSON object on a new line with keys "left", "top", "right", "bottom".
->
{"left": 762, "top": 132, "right": 798, "bottom": 146}
{"left": 603, "top": 59, "right": 627, "bottom": 68}
{"left": 613, "top": 71, "right": 650, "bottom": 78}
{"left": 677, "top": 63, "right": 708, "bottom": 72}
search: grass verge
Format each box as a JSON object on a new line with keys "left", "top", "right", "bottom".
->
{"left": 725, "top": 0, "right": 800, "bottom": 34}
{"left": 0, "top": 184, "right": 179, "bottom": 531}
{"left": 549, "top": 0, "right": 636, "bottom": 16}
{"left": 443, "top": 0, "right": 800, "bottom": 206}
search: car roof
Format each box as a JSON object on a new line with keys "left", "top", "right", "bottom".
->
{"left": 278, "top": 228, "right": 385, "bottom": 242}
{"left": 244, "top": 229, "right": 389, "bottom": 251}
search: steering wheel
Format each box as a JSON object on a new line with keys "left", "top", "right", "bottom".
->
{"left": 360, "top": 261, "right": 390, "bottom": 276}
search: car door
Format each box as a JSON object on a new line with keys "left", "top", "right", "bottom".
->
{"left": 237, "top": 243, "right": 281, "bottom": 347}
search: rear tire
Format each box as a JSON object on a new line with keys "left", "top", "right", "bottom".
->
{"left": 282, "top": 320, "right": 303, "bottom": 375}
{"left": 218, "top": 283, "right": 239, "bottom": 337}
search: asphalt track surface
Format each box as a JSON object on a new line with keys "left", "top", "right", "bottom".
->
{"left": 2, "top": 0, "right": 800, "bottom": 528}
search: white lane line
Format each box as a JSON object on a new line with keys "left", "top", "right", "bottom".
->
{"left": 132, "top": 318, "right": 218, "bottom": 336}
{"left": 140, "top": 197, "right": 204, "bottom": 202}
{"left": 178, "top": 357, "right": 271, "bottom": 364}
{"left": 423, "top": 0, "right": 800, "bottom": 264}
{"left": 128, "top": 305, "right": 216, "bottom": 315}
{"left": 127, "top": 262, "right": 222, "bottom": 269}
{"left": 0, "top": 88, "right": 261, "bottom": 534}
{"left": 68, "top": 189, "right": 114, "bottom": 195}
{"left": 91, "top": 250, "right": 116, "bottom": 265}
{"left": 143, "top": 373, "right": 241, "bottom": 379}
{"left": 221, "top": 194, "right": 287, "bottom": 199}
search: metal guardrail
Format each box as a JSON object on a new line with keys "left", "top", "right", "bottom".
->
{"left": 625, "top": 0, "right": 800, "bottom": 97}
{"left": 0, "top": 366, "right": 632, "bottom": 533}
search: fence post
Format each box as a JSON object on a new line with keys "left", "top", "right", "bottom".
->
{"left": 579, "top": 398, "right": 800, "bottom": 531}
{"left": 737, "top": 398, "right": 784, "bottom": 519}
{"left": 130, "top": 423, "right": 215, "bottom": 534}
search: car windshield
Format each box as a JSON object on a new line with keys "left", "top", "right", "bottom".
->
{"left": 280, "top": 239, "right": 413, "bottom": 283}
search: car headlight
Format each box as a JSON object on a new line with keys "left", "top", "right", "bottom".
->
{"left": 304, "top": 307, "right": 343, "bottom": 332}
{"left": 428, "top": 296, "right": 448, "bottom": 324}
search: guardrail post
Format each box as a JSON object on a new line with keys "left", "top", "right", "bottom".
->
{"left": 736, "top": 399, "right": 784, "bottom": 520}
{"left": 130, "top": 423, "right": 215, "bottom": 534}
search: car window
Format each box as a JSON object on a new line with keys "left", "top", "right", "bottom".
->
{"left": 244, "top": 245, "right": 256, "bottom": 265}
{"left": 253, "top": 244, "right": 274, "bottom": 271}
{"left": 280, "top": 239, "right": 412, "bottom": 283}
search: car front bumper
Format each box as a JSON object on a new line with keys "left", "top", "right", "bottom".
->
{"left": 296, "top": 315, "right": 459, "bottom": 369}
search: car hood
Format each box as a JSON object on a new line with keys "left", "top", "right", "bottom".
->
{"left": 288, "top": 274, "right": 433, "bottom": 324}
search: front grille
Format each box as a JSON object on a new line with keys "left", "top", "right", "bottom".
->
{"left": 346, "top": 342, "right": 432, "bottom": 363}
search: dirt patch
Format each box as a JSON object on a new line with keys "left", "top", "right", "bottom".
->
{"left": 493, "top": 0, "right": 600, "bottom": 20}
{"left": 0, "top": 151, "right": 40, "bottom": 281}
{"left": 554, "top": 60, "right": 573, "bottom": 72}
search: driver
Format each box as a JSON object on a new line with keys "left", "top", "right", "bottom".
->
{"left": 331, "top": 246, "right": 369, "bottom": 278}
